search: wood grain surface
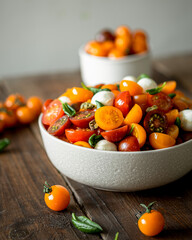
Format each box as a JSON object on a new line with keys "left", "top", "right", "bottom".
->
{"left": 0, "top": 55, "right": 192, "bottom": 240}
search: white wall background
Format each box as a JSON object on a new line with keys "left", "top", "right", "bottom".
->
{"left": 0, "top": 0, "right": 192, "bottom": 77}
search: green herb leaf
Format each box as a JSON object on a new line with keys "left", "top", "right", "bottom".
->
{"left": 81, "top": 82, "right": 111, "bottom": 95}
{"left": 146, "top": 105, "right": 158, "bottom": 112}
{"left": 88, "top": 134, "right": 103, "bottom": 148}
{"left": 72, "top": 213, "right": 103, "bottom": 234}
{"left": 168, "top": 93, "right": 176, "bottom": 99}
{"left": 137, "top": 73, "right": 150, "bottom": 81}
{"left": 116, "top": 84, "right": 120, "bottom": 91}
{"left": 62, "top": 102, "right": 76, "bottom": 117}
{"left": 114, "top": 232, "right": 119, "bottom": 240}
{"left": 128, "top": 125, "right": 134, "bottom": 135}
{"left": 175, "top": 117, "right": 181, "bottom": 128}
{"left": 146, "top": 82, "right": 166, "bottom": 95}
{"left": 95, "top": 100, "right": 104, "bottom": 109}
{"left": 0, "top": 138, "right": 10, "bottom": 152}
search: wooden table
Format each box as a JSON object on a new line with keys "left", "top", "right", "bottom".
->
{"left": 0, "top": 54, "right": 192, "bottom": 240}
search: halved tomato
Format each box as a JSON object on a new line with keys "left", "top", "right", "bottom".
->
{"left": 42, "top": 99, "right": 53, "bottom": 113}
{"left": 48, "top": 115, "right": 71, "bottom": 136}
{"left": 101, "top": 125, "right": 128, "bottom": 142}
{"left": 42, "top": 99, "right": 64, "bottom": 126}
{"left": 70, "top": 110, "right": 95, "bottom": 128}
{"left": 114, "top": 91, "right": 132, "bottom": 117}
{"left": 147, "top": 92, "right": 173, "bottom": 113}
{"left": 143, "top": 110, "right": 168, "bottom": 134}
{"left": 65, "top": 128, "right": 95, "bottom": 143}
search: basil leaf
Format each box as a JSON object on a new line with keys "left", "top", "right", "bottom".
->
{"left": 146, "top": 82, "right": 166, "bottom": 95}
{"left": 0, "top": 138, "right": 10, "bottom": 152}
{"left": 72, "top": 213, "right": 103, "bottom": 234}
{"left": 81, "top": 82, "right": 111, "bottom": 95}
{"left": 88, "top": 134, "right": 103, "bottom": 147}
{"left": 62, "top": 102, "right": 76, "bottom": 117}
{"left": 114, "top": 232, "right": 119, "bottom": 240}
{"left": 128, "top": 125, "right": 134, "bottom": 135}
{"left": 137, "top": 73, "right": 150, "bottom": 81}
{"left": 175, "top": 117, "right": 181, "bottom": 128}
{"left": 116, "top": 84, "right": 120, "bottom": 91}
{"left": 95, "top": 100, "right": 104, "bottom": 109}
{"left": 168, "top": 93, "right": 176, "bottom": 99}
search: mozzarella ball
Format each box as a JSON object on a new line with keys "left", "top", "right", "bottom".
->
{"left": 58, "top": 96, "right": 71, "bottom": 104}
{"left": 94, "top": 140, "right": 117, "bottom": 151}
{"left": 179, "top": 109, "right": 192, "bottom": 131}
{"left": 137, "top": 78, "right": 157, "bottom": 92}
{"left": 91, "top": 91, "right": 115, "bottom": 106}
{"left": 122, "top": 75, "right": 137, "bottom": 82}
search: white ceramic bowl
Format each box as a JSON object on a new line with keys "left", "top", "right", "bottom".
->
{"left": 39, "top": 115, "right": 192, "bottom": 192}
{"left": 79, "top": 45, "right": 151, "bottom": 86}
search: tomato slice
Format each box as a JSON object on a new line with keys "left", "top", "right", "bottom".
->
{"left": 65, "top": 128, "right": 95, "bottom": 143}
{"left": 114, "top": 91, "right": 132, "bottom": 117}
{"left": 101, "top": 125, "right": 128, "bottom": 142}
{"left": 143, "top": 110, "right": 168, "bottom": 134}
{"left": 147, "top": 92, "right": 173, "bottom": 113}
{"left": 42, "top": 99, "right": 64, "bottom": 126}
{"left": 42, "top": 99, "right": 53, "bottom": 113}
{"left": 70, "top": 110, "right": 95, "bottom": 128}
{"left": 48, "top": 115, "right": 71, "bottom": 136}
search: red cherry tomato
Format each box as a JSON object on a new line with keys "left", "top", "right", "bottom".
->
{"left": 101, "top": 125, "right": 128, "bottom": 142}
{"left": 118, "top": 136, "right": 140, "bottom": 151}
{"left": 147, "top": 92, "right": 173, "bottom": 113}
{"left": 42, "top": 99, "right": 53, "bottom": 113}
{"left": 48, "top": 115, "right": 71, "bottom": 136}
{"left": 42, "top": 99, "right": 64, "bottom": 126}
{"left": 143, "top": 110, "right": 168, "bottom": 134}
{"left": 114, "top": 91, "right": 132, "bottom": 117}
{"left": 65, "top": 128, "right": 95, "bottom": 143}
{"left": 70, "top": 110, "right": 95, "bottom": 128}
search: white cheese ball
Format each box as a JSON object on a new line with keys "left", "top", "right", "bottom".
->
{"left": 91, "top": 91, "right": 115, "bottom": 106}
{"left": 179, "top": 109, "right": 192, "bottom": 131}
{"left": 122, "top": 75, "right": 137, "bottom": 82}
{"left": 94, "top": 140, "right": 117, "bottom": 151}
{"left": 58, "top": 96, "right": 71, "bottom": 104}
{"left": 137, "top": 78, "right": 157, "bottom": 92}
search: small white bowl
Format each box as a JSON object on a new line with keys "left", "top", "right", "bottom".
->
{"left": 79, "top": 45, "right": 151, "bottom": 86}
{"left": 39, "top": 115, "right": 192, "bottom": 192}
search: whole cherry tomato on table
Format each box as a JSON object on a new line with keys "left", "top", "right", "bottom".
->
{"left": 4, "top": 93, "right": 25, "bottom": 110}
{"left": 16, "top": 106, "right": 35, "bottom": 124}
{"left": 43, "top": 181, "right": 70, "bottom": 211}
{"left": 138, "top": 202, "right": 165, "bottom": 237}
{"left": 27, "top": 96, "right": 42, "bottom": 116}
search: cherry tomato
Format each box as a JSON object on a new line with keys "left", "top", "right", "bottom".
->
{"left": 114, "top": 91, "right": 132, "bottom": 117}
{"left": 43, "top": 181, "right": 70, "bottom": 211}
{"left": 4, "top": 94, "right": 25, "bottom": 110}
{"left": 42, "top": 99, "right": 64, "bottom": 126}
{"left": 118, "top": 136, "right": 140, "bottom": 151}
{"left": 138, "top": 202, "right": 165, "bottom": 237}
{"left": 143, "top": 110, "right": 168, "bottom": 134}
{"left": 0, "top": 109, "right": 17, "bottom": 128}
{"left": 95, "top": 29, "right": 115, "bottom": 42}
{"left": 48, "top": 115, "right": 71, "bottom": 136}
{"left": 42, "top": 99, "right": 53, "bottom": 113}
{"left": 70, "top": 110, "right": 95, "bottom": 128}
{"left": 27, "top": 96, "right": 42, "bottom": 116}
{"left": 65, "top": 128, "right": 95, "bottom": 143}
{"left": 149, "top": 132, "right": 175, "bottom": 149}
{"left": 101, "top": 125, "right": 128, "bottom": 142}
{"left": 16, "top": 106, "right": 35, "bottom": 124}
{"left": 147, "top": 92, "right": 173, "bottom": 113}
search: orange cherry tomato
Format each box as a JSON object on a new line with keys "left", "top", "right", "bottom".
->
{"left": 74, "top": 141, "right": 92, "bottom": 148}
{"left": 0, "top": 109, "right": 17, "bottom": 128}
{"left": 115, "top": 25, "right": 131, "bottom": 37}
{"left": 27, "top": 96, "right": 42, "bottom": 116}
{"left": 16, "top": 106, "right": 36, "bottom": 124}
{"left": 108, "top": 48, "right": 125, "bottom": 59}
{"left": 66, "top": 87, "right": 93, "bottom": 104}
{"left": 165, "top": 109, "right": 179, "bottom": 125}
{"left": 131, "top": 123, "right": 147, "bottom": 148}
{"left": 149, "top": 132, "right": 176, "bottom": 149}
{"left": 120, "top": 80, "right": 143, "bottom": 96}
{"left": 133, "top": 30, "right": 147, "bottom": 41}
{"left": 85, "top": 41, "right": 107, "bottom": 57}
{"left": 112, "top": 90, "right": 121, "bottom": 98}
{"left": 138, "top": 202, "right": 165, "bottom": 237}
{"left": 101, "top": 41, "right": 115, "bottom": 54}
{"left": 101, "top": 84, "right": 118, "bottom": 91}
{"left": 159, "top": 81, "right": 177, "bottom": 94}
{"left": 166, "top": 125, "right": 179, "bottom": 139}
{"left": 115, "top": 36, "right": 132, "bottom": 53}
{"left": 131, "top": 39, "right": 148, "bottom": 54}
{"left": 4, "top": 94, "right": 25, "bottom": 110}
{"left": 124, "top": 104, "right": 143, "bottom": 125}
{"left": 43, "top": 181, "right": 70, "bottom": 211}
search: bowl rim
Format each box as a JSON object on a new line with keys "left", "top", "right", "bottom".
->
{"left": 39, "top": 114, "right": 192, "bottom": 155}
{"left": 78, "top": 44, "right": 151, "bottom": 64}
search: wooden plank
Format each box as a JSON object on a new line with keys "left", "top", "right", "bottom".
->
{"left": 0, "top": 81, "right": 101, "bottom": 240}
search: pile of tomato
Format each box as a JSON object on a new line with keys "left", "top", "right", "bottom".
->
{"left": 0, "top": 94, "right": 42, "bottom": 133}
{"left": 85, "top": 25, "right": 148, "bottom": 58}
{"left": 42, "top": 75, "right": 192, "bottom": 151}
